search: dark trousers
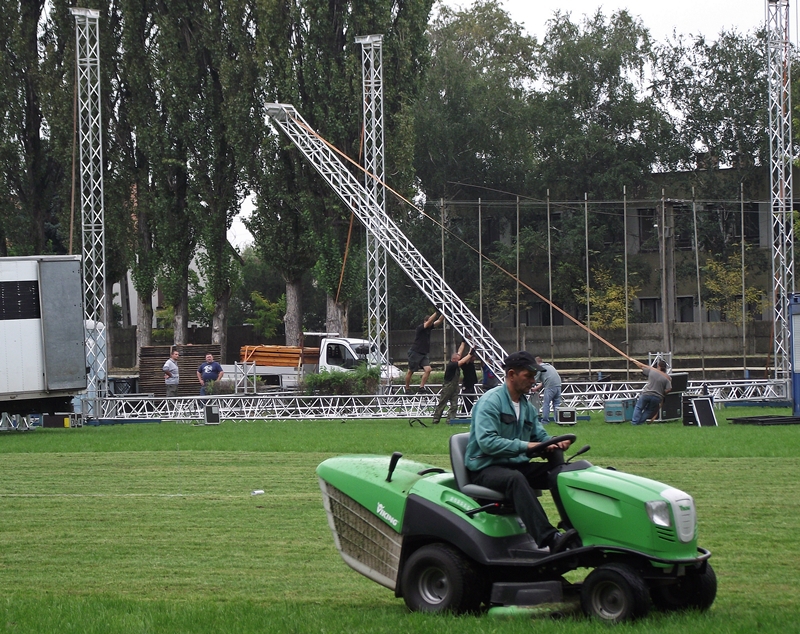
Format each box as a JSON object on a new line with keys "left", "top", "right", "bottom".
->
{"left": 470, "top": 460, "right": 559, "bottom": 547}
{"left": 432, "top": 379, "right": 460, "bottom": 423}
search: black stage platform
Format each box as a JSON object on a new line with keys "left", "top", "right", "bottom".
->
{"left": 729, "top": 415, "right": 800, "bottom": 426}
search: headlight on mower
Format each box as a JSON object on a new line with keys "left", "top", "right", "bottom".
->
{"left": 645, "top": 500, "right": 672, "bottom": 527}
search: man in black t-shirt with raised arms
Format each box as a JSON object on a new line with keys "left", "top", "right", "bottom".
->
{"left": 404, "top": 311, "right": 445, "bottom": 391}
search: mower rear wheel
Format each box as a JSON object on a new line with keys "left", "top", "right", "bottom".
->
{"left": 651, "top": 563, "right": 717, "bottom": 612}
{"left": 581, "top": 563, "right": 651, "bottom": 623}
{"left": 400, "top": 543, "right": 484, "bottom": 614}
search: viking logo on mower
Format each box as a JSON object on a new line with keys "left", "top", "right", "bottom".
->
{"left": 376, "top": 503, "right": 398, "bottom": 526}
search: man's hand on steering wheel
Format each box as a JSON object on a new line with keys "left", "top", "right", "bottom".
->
{"left": 525, "top": 434, "right": 576, "bottom": 458}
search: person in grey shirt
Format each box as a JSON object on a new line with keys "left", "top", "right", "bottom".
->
{"left": 162, "top": 349, "right": 180, "bottom": 397}
{"left": 631, "top": 359, "right": 672, "bottom": 425}
{"left": 532, "top": 356, "right": 562, "bottom": 424}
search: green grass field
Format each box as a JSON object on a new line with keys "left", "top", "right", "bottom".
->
{"left": 1, "top": 407, "right": 799, "bottom": 633}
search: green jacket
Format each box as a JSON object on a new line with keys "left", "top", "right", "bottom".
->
{"left": 465, "top": 383, "right": 551, "bottom": 472}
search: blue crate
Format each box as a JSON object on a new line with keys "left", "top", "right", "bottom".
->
{"left": 448, "top": 417, "right": 471, "bottom": 425}
{"left": 604, "top": 398, "right": 636, "bottom": 423}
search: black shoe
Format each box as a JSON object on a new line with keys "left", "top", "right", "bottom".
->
{"left": 549, "top": 528, "right": 580, "bottom": 554}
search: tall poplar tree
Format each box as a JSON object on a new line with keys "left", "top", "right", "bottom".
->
{"left": 0, "top": 1, "right": 63, "bottom": 255}
{"left": 189, "top": 0, "right": 257, "bottom": 361}
{"left": 116, "top": 0, "right": 161, "bottom": 350}
{"left": 249, "top": 0, "right": 433, "bottom": 345}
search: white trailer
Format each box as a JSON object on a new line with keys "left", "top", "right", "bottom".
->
{"left": 0, "top": 256, "right": 87, "bottom": 418}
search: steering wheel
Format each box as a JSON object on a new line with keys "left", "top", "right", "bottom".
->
{"left": 525, "top": 433, "right": 577, "bottom": 458}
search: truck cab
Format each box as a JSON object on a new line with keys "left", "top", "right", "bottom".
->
{"left": 315, "top": 334, "right": 401, "bottom": 380}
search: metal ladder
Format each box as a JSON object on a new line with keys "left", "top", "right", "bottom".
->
{"left": 265, "top": 103, "right": 508, "bottom": 377}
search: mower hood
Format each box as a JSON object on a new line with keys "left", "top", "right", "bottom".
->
{"left": 557, "top": 465, "right": 698, "bottom": 558}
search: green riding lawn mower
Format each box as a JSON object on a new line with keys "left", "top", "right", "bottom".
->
{"left": 316, "top": 433, "right": 716, "bottom": 623}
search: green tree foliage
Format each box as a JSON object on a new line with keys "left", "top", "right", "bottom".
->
{"left": 0, "top": 1, "right": 64, "bottom": 255}
{"left": 414, "top": 0, "right": 537, "bottom": 200}
{"left": 701, "top": 250, "right": 768, "bottom": 325}
{"left": 413, "top": 5, "right": 669, "bottom": 327}
{"left": 533, "top": 10, "right": 671, "bottom": 200}
{"left": 653, "top": 29, "right": 768, "bottom": 255}
{"left": 115, "top": 0, "right": 162, "bottom": 348}
{"left": 654, "top": 30, "right": 767, "bottom": 177}
{"left": 469, "top": 248, "right": 527, "bottom": 328}
{"left": 187, "top": 0, "right": 257, "bottom": 359}
{"left": 0, "top": 1, "right": 780, "bottom": 346}
{"left": 149, "top": 2, "right": 206, "bottom": 344}
{"left": 249, "top": 0, "right": 433, "bottom": 344}
{"left": 248, "top": 292, "right": 286, "bottom": 340}
{"left": 576, "top": 266, "right": 641, "bottom": 329}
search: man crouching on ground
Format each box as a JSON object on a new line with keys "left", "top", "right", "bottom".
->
{"left": 464, "top": 350, "right": 579, "bottom": 553}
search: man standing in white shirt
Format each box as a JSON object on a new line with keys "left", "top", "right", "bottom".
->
{"left": 162, "top": 349, "right": 180, "bottom": 397}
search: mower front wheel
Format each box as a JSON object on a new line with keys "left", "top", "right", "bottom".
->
{"left": 581, "top": 563, "right": 651, "bottom": 623}
{"left": 651, "top": 563, "right": 717, "bottom": 612}
{"left": 400, "top": 543, "right": 484, "bottom": 614}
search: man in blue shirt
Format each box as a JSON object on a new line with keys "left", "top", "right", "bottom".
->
{"left": 465, "top": 350, "right": 578, "bottom": 553}
{"left": 197, "top": 353, "right": 224, "bottom": 395}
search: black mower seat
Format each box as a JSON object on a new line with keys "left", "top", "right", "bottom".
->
{"left": 449, "top": 432, "right": 507, "bottom": 502}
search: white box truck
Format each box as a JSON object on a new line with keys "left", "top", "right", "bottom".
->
{"left": 0, "top": 256, "right": 87, "bottom": 416}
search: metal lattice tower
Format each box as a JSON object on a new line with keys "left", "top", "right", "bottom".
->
{"left": 71, "top": 8, "right": 108, "bottom": 406}
{"left": 265, "top": 104, "right": 509, "bottom": 377}
{"left": 766, "top": 0, "right": 795, "bottom": 381}
{"left": 356, "top": 35, "right": 390, "bottom": 368}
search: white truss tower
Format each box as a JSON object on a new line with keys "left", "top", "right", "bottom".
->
{"left": 356, "top": 35, "right": 390, "bottom": 369}
{"left": 766, "top": 0, "right": 795, "bottom": 381}
{"left": 71, "top": 8, "right": 108, "bottom": 405}
{"left": 266, "top": 104, "right": 508, "bottom": 376}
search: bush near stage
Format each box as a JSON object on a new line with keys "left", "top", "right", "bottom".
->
{"left": 302, "top": 365, "right": 381, "bottom": 395}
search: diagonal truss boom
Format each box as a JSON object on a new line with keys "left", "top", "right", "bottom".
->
{"left": 265, "top": 103, "right": 508, "bottom": 376}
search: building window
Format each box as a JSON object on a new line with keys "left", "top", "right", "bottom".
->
{"left": 639, "top": 298, "right": 662, "bottom": 323}
{"left": 731, "top": 203, "right": 761, "bottom": 241}
{"left": 672, "top": 205, "right": 694, "bottom": 250}
{"left": 677, "top": 296, "right": 694, "bottom": 322}
{"left": 638, "top": 208, "right": 657, "bottom": 252}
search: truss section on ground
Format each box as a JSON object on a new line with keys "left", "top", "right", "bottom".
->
{"left": 95, "top": 379, "right": 787, "bottom": 421}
